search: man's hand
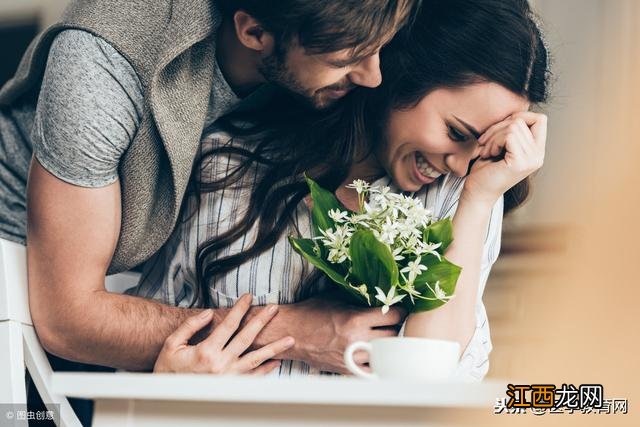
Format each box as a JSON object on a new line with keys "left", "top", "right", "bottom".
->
{"left": 250, "top": 291, "right": 407, "bottom": 374}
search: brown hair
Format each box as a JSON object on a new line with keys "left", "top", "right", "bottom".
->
{"left": 217, "top": 0, "right": 420, "bottom": 57}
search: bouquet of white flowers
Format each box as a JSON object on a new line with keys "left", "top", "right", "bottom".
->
{"left": 289, "top": 176, "right": 462, "bottom": 314}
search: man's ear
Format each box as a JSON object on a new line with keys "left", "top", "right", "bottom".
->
{"left": 233, "top": 10, "right": 275, "bottom": 54}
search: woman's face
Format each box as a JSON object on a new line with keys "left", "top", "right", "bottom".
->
{"left": 378, "top": 82, "right": 530, "bottom": 192}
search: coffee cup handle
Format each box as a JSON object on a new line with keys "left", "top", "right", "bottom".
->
{"left": 344, "top": 341, "right": 377, "bottom": 379}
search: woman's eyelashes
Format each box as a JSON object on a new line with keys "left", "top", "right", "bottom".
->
{"left": 447, "top": 125, "right": 468, "bottom": 142}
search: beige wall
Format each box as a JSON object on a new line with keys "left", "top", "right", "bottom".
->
{"left": 481, "top": 1, "right": 639, "bottom": 425}
{"left": 0, "top": 0, "right": 68, "bottom": 26}
{"left": 511, "top": 0, "right": 640, "bottom": 227}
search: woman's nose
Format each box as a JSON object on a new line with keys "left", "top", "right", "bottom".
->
{"left": 445, "top": 145, "right": 482, "bottom": 177}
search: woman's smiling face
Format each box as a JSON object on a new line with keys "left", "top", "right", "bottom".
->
{"left": 377, "top": 82, "right": 531, "bottom": 192}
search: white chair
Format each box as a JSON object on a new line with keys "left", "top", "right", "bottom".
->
{"left": 0, "top": 237, "right": 140, "bottom": 426}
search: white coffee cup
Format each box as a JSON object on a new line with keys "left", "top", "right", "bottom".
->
{"left": 344, "top": 337, "right": 460, "bottom": 381}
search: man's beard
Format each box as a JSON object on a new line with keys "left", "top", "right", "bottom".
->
{"left": 259, "top": 53, "right": 345, "bottom": 110}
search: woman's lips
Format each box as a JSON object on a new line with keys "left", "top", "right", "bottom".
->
{"left": 412, "top": 153, "right": 437, "bottom": 185}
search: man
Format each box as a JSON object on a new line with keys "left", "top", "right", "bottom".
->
{"left": 0, "top": 0, "right": 415, "bottom": 380}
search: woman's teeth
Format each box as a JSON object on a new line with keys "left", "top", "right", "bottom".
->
{"left": 415, "top": 153, "right": 442, "bottom": 179}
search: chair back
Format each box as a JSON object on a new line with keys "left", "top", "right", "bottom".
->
{"left": 0, "top": 238, "right": 31, "bottom": 325}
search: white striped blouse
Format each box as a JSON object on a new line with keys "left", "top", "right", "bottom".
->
{"left": 127, "top": 131, "right": 502, "bottom": 381}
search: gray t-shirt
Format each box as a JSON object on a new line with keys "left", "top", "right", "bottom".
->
{"left": 0, "top": 28, "right": 240, "bottom": 244}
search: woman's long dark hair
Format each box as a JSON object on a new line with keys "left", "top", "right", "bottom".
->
{"left": 190, "top": 0, "right": 551, "bottom": 307}
{"left": 363, "top": 0, "right": 550, "bottom": 213}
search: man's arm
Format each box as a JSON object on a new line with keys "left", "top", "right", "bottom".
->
{"left": 26, "top": 159, "right": 212, "bottom": 370}
{"left": 27, "top": 159, "right": 404, "bottom": 372}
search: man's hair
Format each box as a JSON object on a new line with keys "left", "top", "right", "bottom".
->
{"left": 217, "top": 0, "right": 420, "bottom": 56}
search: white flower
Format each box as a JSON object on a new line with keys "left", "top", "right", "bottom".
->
{"left": 328, "top": 208, "right": 349, "bottom": 223}
{"left": 377, "top": 217, "right": 399, "bottom": 245}
{"left": 318, "top": 225, "right": 353, "bottom": 263}
{"left": 401, "top": 281, "right": 422, "bottom": 304}
{"left": 400, "top": 256, "right": 428, "bottom": 283}
{"left": 346, "top": 179, "right": 370, "bottom": 195}
{"left": 369, "top": 185, "right": 393, "bottom": 211}
{"left": 420, "top": 241, "right": 442, "bottom": 261}
{"left": 374, "top": 286, "right": 406, "bottom": 315}
{"left": 425, "top": 280, "right": 453, "bottom": 302}
{"left": 392, "top": 247, "right": 405, "bottom": 261}
{"left": 348, "top": 214, "right": 371, "bottom": 228}
{"left": 403, "top": 234, "right": 421, "bottom": 254}
{"left": 327, "top": 247, "right": 349, "bottom": 263}
{"left": 433, "top": 281, "right": 448, "bottom": 300}
{"left": 397, "top": 220, "right": 421, "bottom": 240}
{"left": 406, "top": 206, "right": 433, "bottom": 228}
{"left": 349, "top": 284, "right": 372, "bottom": 306}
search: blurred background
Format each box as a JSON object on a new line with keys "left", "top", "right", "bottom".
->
{"left": 1, "top": 0, "right": 638, "bottom": 425}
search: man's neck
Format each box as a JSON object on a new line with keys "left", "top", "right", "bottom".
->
{"left": 216, "top": 18, "right": 266, "bottom": 97}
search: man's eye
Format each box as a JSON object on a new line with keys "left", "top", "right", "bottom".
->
{"left": 328, "top": 59, "right": 357, "bottom": 68}
{"left": 448, "top": 126, "right": 468, "bottom": 142}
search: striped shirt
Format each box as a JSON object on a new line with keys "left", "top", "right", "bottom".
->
{"left": 127, "top": 131, "right": 502, "bottom": 381}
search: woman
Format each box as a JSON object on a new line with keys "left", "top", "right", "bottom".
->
{"left": 130, "top": 0, "right": 550, "bottom": 379}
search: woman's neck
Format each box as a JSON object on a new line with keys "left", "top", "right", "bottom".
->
{"left": 335, "top": 153, "right": 386, "bottom": 212}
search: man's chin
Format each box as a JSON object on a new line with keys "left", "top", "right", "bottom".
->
{"left": 311, "top": 97, "right": 340, "bottom": 110}
{"left": 285, "top": 88, "right": 343, "bottom": 110}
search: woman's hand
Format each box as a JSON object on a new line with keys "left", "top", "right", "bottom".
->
{"left": 463, "top": 111, "right": 547, "bottom": 205}
{"left": 154, "top": 294, "right": 295, "bottom": 374}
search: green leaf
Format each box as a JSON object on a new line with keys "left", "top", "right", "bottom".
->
{"left": 423, "top": 218, "right": 454, "bottom": 253}
{"left": 409, "top": 257, "right": 462, "bottom": 312}
{"left": 304, "top": 174, "right": 344, "bottom": 236}
{"left": 289, "top": 237, "right": 346, "bottom": 285}
{"left": 288, "top": 236, "right": 366, "bottom": 304}
{"left": 349, "top": 229, "right": 399, "bottom": 295}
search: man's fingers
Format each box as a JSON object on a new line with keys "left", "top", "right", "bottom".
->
{"left": 235, "top": 336, "right": 295, "bottom": 373}
{"left": 365, "top": 306, "right": 406, "bottom": 326}
{"left": 201, "top": 293, "right": 253, "bottom": 350}
{"left": 249, "top": 360, "right": 282, "bottom": 376}
{"left": 353, "top": 349, "right": 370, "bottom": 365}
{"left": 163, "top": 309, "right": 214, "bottom": 349}
{"left": 370, "top": 327, "right": 400, "bottom": 339}
{"left": 225, "top": 304, "right": 280, "bottom": 356}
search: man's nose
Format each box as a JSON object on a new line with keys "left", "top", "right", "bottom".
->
{"left": 348, "top": 53, "right": 382, "bottom": 88}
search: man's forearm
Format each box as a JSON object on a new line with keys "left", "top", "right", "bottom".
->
{"left": 42, "top": 291, "right": 228, "bottom": 371}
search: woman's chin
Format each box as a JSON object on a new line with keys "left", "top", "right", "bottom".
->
{"left": 391, "top": 174, "right": 422, "bottom": 193}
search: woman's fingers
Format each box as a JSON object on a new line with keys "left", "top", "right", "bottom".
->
{"left": 478, "top": 118, "right": 511, "bottom": 146}
{"left": 511, "top": 112, "right": 548, "bottom": 148}
{"left": 163, "top": 309, "right": 214, "bottom": 350}
{"left": 249, "top": 360, "right": 282, "bottom": 376}
{"left": 224, "top": 304, "right": 280, "bottom": 356}
{"left": 200, "top": 293, "right": 253, "bottom": 351}
{"left": 234, "top": 336, "right": 295, "bottom": 373}
{"left": 481, "top": 118, "right": 533, "bottom": 161}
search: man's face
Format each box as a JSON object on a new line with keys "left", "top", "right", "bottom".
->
{"left": 259, "top": 42, "right": 384, "bottom": 109}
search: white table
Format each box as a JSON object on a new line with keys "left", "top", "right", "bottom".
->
{"left": 52, "top": 373, "right": 507, "bottom": 426}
